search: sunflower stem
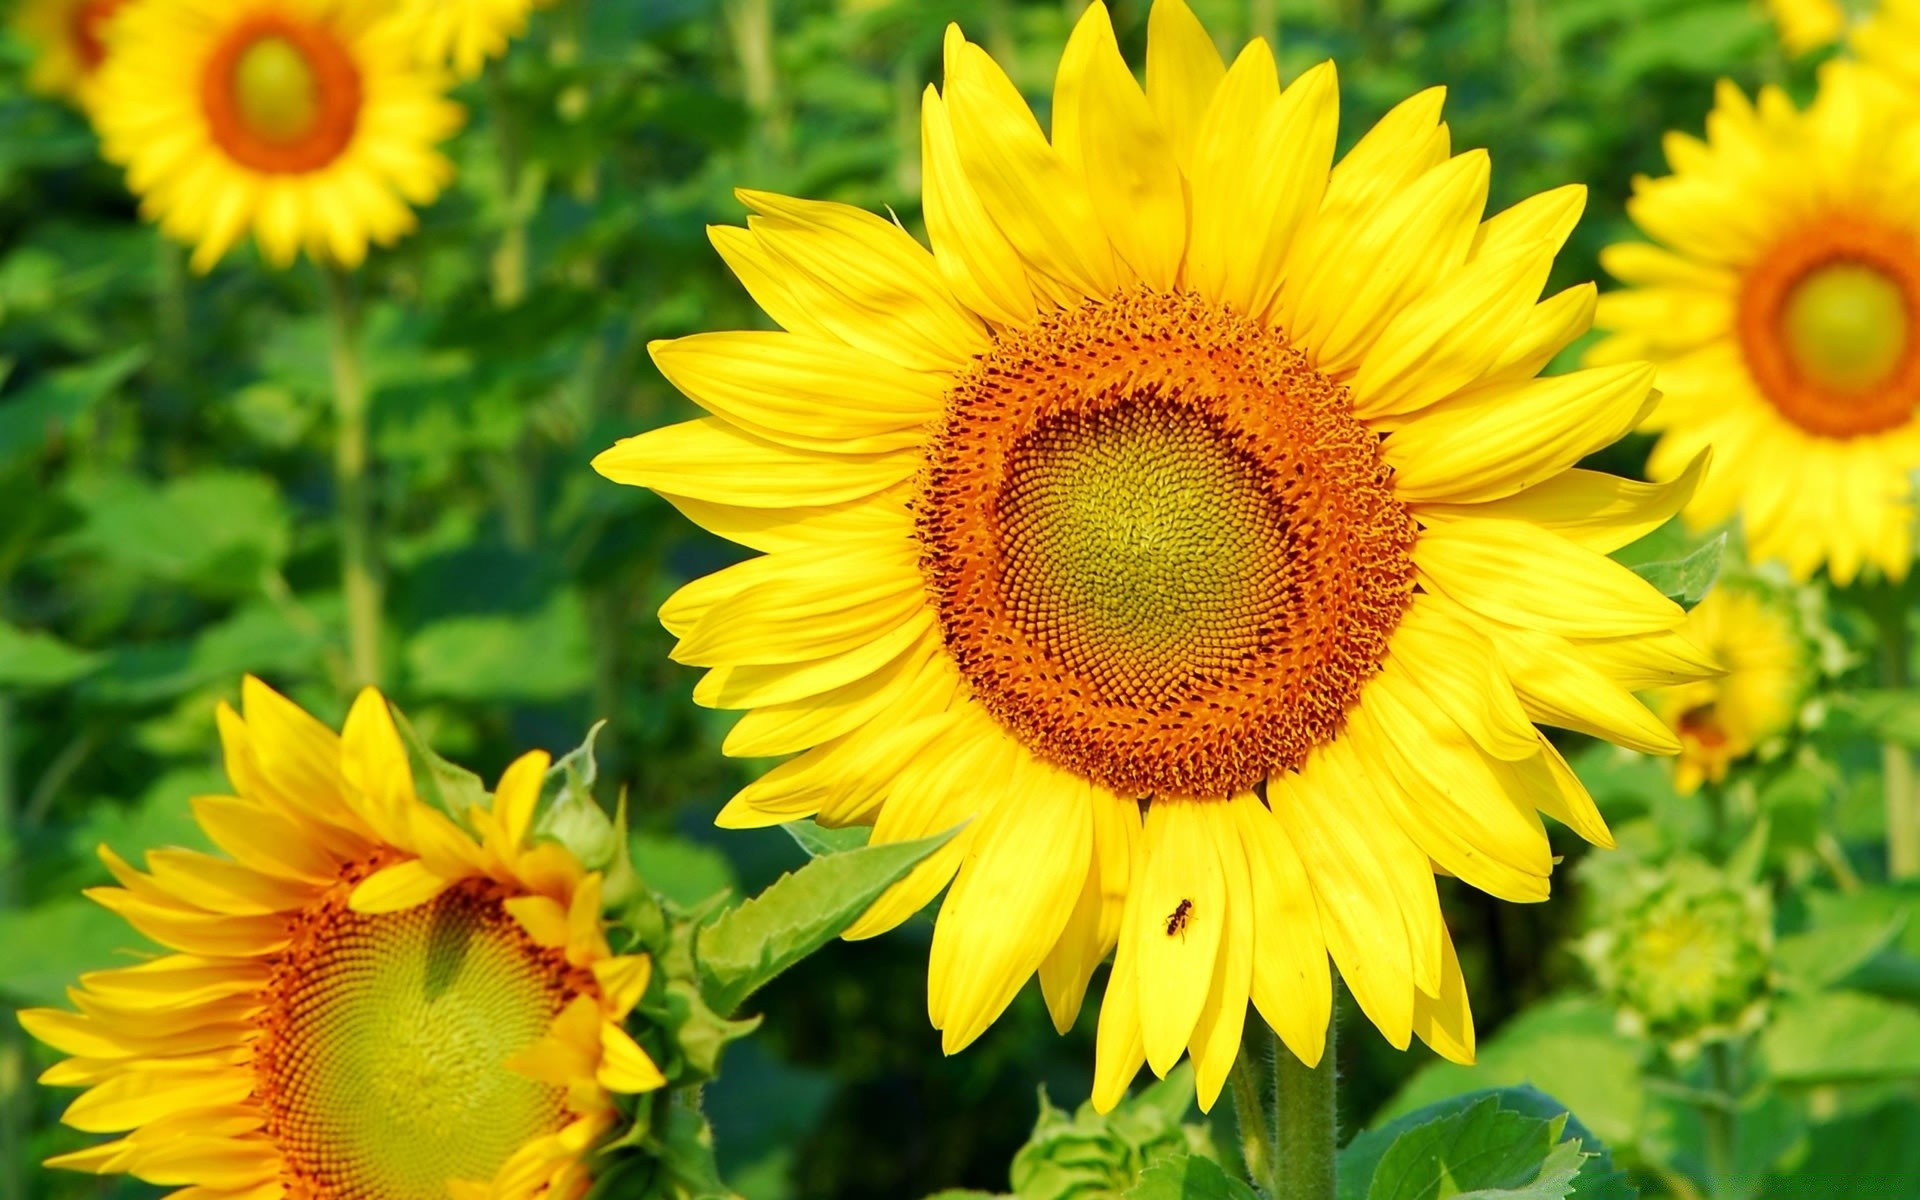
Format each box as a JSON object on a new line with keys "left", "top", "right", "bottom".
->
{"left": 325, "top": 267, "right": 382, "bottom": 689}
{"left": 1877, "top": 589, "right": 1920, "bottom": 880}
{"left": 1700, "top": 1039, "right": 1741, "bottom": 1197}
{"left": 1228, "top": 1020, "right": 1280, "bottom": 1195}
{"left": 1274, "top": 1011, "right": 1338, "bottom": 1200}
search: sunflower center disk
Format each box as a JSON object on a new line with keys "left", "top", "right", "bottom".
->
{"left": 918, "top": 290, "right": 1418, "bottom": 799}
{"left": 203, "top": 18, "right": 362, "bottom": 173}
{"left": 232, "top": 37, "right": 322, "bottom": 144}
{"left": 256, "top": 878, "right": 578, "bottom": 1200}
{"left": 1740, "top": 218, "right": 1920, "bottom": 437}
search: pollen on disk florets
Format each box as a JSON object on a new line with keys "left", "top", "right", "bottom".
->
{"left": 917, "top": 289, "right": 1418, "bottom": 799}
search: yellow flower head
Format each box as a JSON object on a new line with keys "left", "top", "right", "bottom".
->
{"left": 1651, "top": 584, "right": 1806, "bottom": 792}
{"left": 595, "top": 0, "right": 1715, "bottom": 1111}
{"left": 1592, "top": 62, "right": 1920, "bottom": 584}
{"left": 392, "top": 0, "right": 546, "bottom": 79}
{"left": 1768, "top": 0, "right": 1848, "bottom": 54}
{"left": 88, "top": 0, "right": 464, "bottom": 272}
{"left": 1856, "top": 0, "right": 1920, "bottom": 89}
{"left": 9, "top": 0, "right": 131, "bottom": 109}
{"left": 21, "top": 678, "right": 663, "bottom": 1200}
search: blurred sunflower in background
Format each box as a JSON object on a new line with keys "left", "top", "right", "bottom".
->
{"left": 393, "top": 0, "right": 547, "bottom": 79}
{"left": 1766, "top": 0, "right": 1849, "bottom": 55}
{"left": 1592, "top": 63, "right": 1920, "bottom": 584}
{"left": 1648, "top": 582, "right": 1808, "bottom": 792}
{"left": 20, "top": 678, "right": 662, "bottom": 1200}
{"left": 597, "top": 0, "right": 1717, "bottom": 1110}
{"left": 9, "top": 0, "right": 128, "bottom": 108}
{"left": 89, "top": 0, "right": 463, "bottom": 272}
{"left": 1857, "top": 0, "right": 1920, "bottom": 84}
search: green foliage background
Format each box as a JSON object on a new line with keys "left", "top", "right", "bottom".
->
{"left": 1, "top": 1, "right": 1914, "bottom": 1198}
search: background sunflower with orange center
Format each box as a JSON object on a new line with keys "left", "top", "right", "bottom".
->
{"left": 596, "top": 0, "right": 1717, "bottom": 1111}
{"left": 88, "top": 0, "right": 463, "bottom": 271}
{"left": 9, "top": 0, "right": 129, "bottom": 109}
{"left": 19, "top": 678, "right": 662, "bottom": 1200}
{"left": 1592, "top": 62, "right": 1920, "bottom": 585}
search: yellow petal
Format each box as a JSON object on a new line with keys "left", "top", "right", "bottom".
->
{"left": 920, "top": 85, "right": 1036, "bottom": 326}
{"left": 592, "top": 955, "right": 653, "bottom": 1020}
{"left": 1410, "top": 925, "right": 1475, "bottom": 1065}
{"left": 1416, "top": 448, "right": 1711, "bottom": 555}
{"left": 1385, "top": 362, "right": 1658, "bottom": 502}
{"left": 1387, "top": 601, "right": 1540, "bottom": 762}
{"left": 929, "top": 757, "right": 1093, "bottom": 1052}
{"left": 736, "top": 190, "right": 988, "bottom": 371}
{"left": 1186, "top": 801, "right": 1253, "bottom": 1113}
{"left": 1133, "top": 799, "right": 1226, "bottom": 1075}
{"left": 594, "top": 417, "right": 916, "bottom": 509}
{"left": 1144, "top": 0, "right": 1226, "bottom": 170}
{"left": 492, "top": 750, "right": 550, "bottom": 852}
{"left": 672, "top": 543, "right": 927, "bottom": 668}
{"left": 650, "top": 331, "right": 945, "bottom": 455}
{"left": 349, "top": 859, "right": 453, "bottom": 914}
{"left": 1232, "top": 795, "right": 1330, "bottom": 1069}
{"left": 1417, "top": 518, "right": 1685, "bottom": 639}
{"left": 1038, "top": 791, "right": 1138, "bottom": 1034}
{"left": 598, "top": 1023, "right": 667, "bottom": 1093}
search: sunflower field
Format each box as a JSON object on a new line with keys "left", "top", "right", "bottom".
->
{"left": 4, "top": 0, "right": 1920, "bottom": 1197}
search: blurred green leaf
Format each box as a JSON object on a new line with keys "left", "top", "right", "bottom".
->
{"left": 1824, "top": 690, "right": 1920, "bottom": 748}
{"left": 405, "top": 590, "right": 593, "bottom": 702}
{"left": 1762, "top": 991, "right": 1920, "bottom": 1082}
{"left": 83, "top": 603, "right": 330, "bottom": 705}
{"left": 0, "top": 348, "right": 144, "bottom": 467}
{"left": 632, "top": 833, "right": 739, "bottom": 908}
{"left": 0, "top": 897, "right": 153, "bottom": 1007}
{"left": 1757, "top": 1102, "right": 1920, "bottom": 1199}
{"left": 697, "top": 824, "right": 961, "bottom": 1015}
{"left": 1347, "top": 1096, "right": 1588, "bottom": 1200}
{"left": 60, "top": 469, "right": 291, "bottom": 591}
{"left": 0, "top": 621, "right": 98, "bottom": 689}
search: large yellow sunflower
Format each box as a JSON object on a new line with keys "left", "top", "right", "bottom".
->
{"left": 392, "top": 0, "right": 546, "bottom": 79}
{"left": 595, "top": 0, "right": 1715, "bottom": 1111}
{"left": 89, "top": 0, "right": 463, "bottom": 272}
{"left": 1591, "top": 63, "right": 1920, "bottom": 584}
{"left": 9, "top": 0, "right": 131, "bottom": 109}
{"left": 1649, "top": 584, "right": 1807, "bottom": 792}
{"left": 20, "top": 677, "right": 662, "bottom": 1200}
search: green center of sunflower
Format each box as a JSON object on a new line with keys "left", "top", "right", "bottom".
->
{"left": 998, "top": 401, "right": 1290, "bottom": 705}
{"left": 256, "top": 877, "right": 577, "bottom": 1200}
{"left": 1780, "top": 262, "right": 1910, "bottom": 394}
{"left": 918, "top": 289, "right": 1418, "bottom": 799}
{"left": 232, "top": 36, "right": 321, "bottom": 145}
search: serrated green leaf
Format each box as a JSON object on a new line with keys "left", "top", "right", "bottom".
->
{"left": 1122, "top": 1153, "right": 1257, "bottom": 1199}
{"left": 783, "top": 818, "right": 870, "bottom": 857}
{"left": 697, "top": 825, "right": 961, "bottom": 1015}
{"left": 0, "top": 621, "right": 98, "bottom": 689}
{"left": 1360, "top": 1097, "right": 1587, "bottom": 1200}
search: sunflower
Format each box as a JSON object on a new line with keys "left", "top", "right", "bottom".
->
{"left": 1649, "top": 583, "right": 1807, "bottom": 792}
{"left": 1592, "top": 63, "right": 1920, "bottom": 585}
{"left": 1857, "top": 0, "right": 1920, "bottom": 84}
{"left": 88, "top": 0, "right": 463, "bottom": 272}
{"left": 1767, "top": 0, "right": 1848, "bottom": 54}
{"left": 9, "top": 0, "right": 131, "bottom": 109}
{"left": 392, "top": 0, "right": 545, "bottom": 79}
{"left": 595, "top": 0, "right": 1714, "bottom": 1110}
{"left": 19, "top": 677, "right": 663, "bottom": 1200}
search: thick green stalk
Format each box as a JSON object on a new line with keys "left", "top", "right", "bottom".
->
{"left": 0, "top": 693, "right": 23, "bottom": 1200}
{"left": 1228, "top": 1021, "right": 1280, "bottom": 1195}
{"left": 1275, "top": 1013, "right": 1338, "bottom": 1200}
{"left": 1701, "top": 1041, "right": 1740, "bottom": 1198}
{"left": 325, "top": 270, "right": 382, "bottom": 689}
{"left": 1880, "top": 594, "right": 1920, "bottom": 879}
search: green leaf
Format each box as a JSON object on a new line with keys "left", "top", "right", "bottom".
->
{"left": 1357, "top": 1096, "right": 1586, "bottom": 1200}
{"left": 696, "top": 825, "right": 962, "bottom": 1016}
{"left": 1762, "top": 990, "right": 1920, "bottom": 1082}
{"left": 0, "top": 621, "right": 98, "bottom": 689}
{"left": 405, "top": 590, "right": 593, "bottom": 702}
{"left": 1775, "top": 912, "right": 1904, "bottom": 994}
{"left": 0, "top": 896, "right": 155, "bottom": 1007}
{"left": 1382, "top": 998, "right": 1646, "bottom": 1152}
{"left": 783, "top": 818, "right": 870, "bottom": 857}
{"left": 1757, "top": 1101, "right": 1920, "bottom": 1199}
{"left": 84, "top": 603, "right": 331, "bottom": 705}
{"left": 1351, "top": 1087, "right": 1632, "bottom": 1200}
{"left": 1823, "top": 690, "right": 1920, "bottom": 749}
{"left": 1621, "top": 532, "right": 1725, "bottom": 608}
{"left": 390, "top": 704, "right": 490, "bottom": 820}
{"left": 1122, "top": 1154, "right": 1258, "bottom": 1200}
{"left": 60, "top": 469, "right": 291, "bottom": 591}
{"left": 632, "top": 834, "right": 739, "bottom": 908}
{"left": 0, "top": 348, "right": 144, "bottom": 468}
